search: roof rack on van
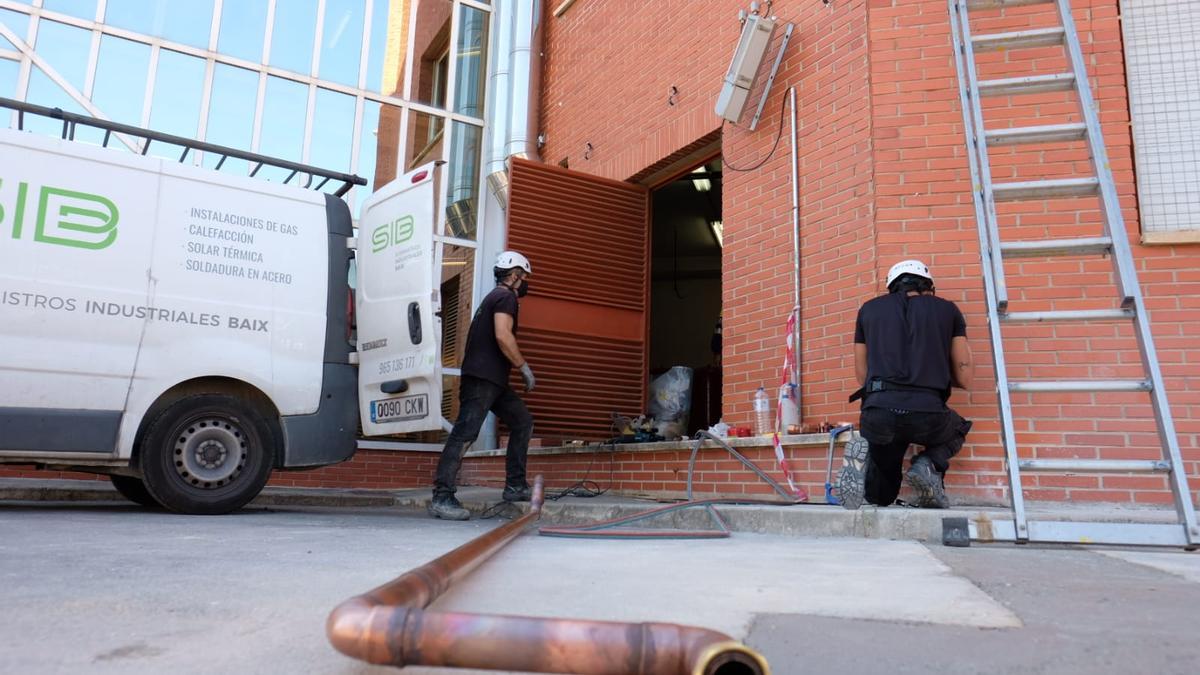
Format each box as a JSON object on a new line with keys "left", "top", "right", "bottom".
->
{"left": 0, "top": 96, "right": 367, "bottom": 197}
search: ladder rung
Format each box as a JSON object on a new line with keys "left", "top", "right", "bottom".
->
{"left": 999, "top": 236, "right": 1113, "bottom": 258}
{"left": 1008, "top": 380, "right": 1152, "bottom": 393}
{"left": 985, "top": 123, "right": 1087, "bottom": 146}
{"left": 972, "top": 27, "right": 1065, "bottom": 52}
{"left": 992, "top": 177, "right": 1099, "bottom": 201}
{"left": 978, "top": 72, "right": 1076, "bottom": 97}
{"left": 1018, "top": 459, "right": 1171, "bottom": 473}
{"left": 967, "top": 0, "right": 1054, "bottom": 9}
{"left": 1000, "top": 309, "right": 1135, "bottom": 323}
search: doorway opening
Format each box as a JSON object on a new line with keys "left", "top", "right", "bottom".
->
{"left": 649, "top": 157, "right": 723, "bottom": 437}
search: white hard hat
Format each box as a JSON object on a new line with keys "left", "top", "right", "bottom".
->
{"left": 886, "top": 259, "right": 932, "bottom": 289}
{"left": 495, "top": 250, "right": 532, "bottom": 275}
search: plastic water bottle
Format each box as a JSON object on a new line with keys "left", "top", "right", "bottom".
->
{"left": 779, "top": 383, "right": 799, "bottom": 434}
{"left": 753, "top": 387, "right": 772, "bottom": 436}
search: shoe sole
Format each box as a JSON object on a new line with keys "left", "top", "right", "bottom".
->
{"left": 905, "top": 462, "right": 949, "bottom": 509}
{"left": 428, "top": 505, "right": 471, "bottom": 521}
{"left": 836, "top": 435, "right": 869, "bottom": 510}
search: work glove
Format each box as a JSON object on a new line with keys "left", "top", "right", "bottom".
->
{"left": 519, "top": 363, "right": 536, "bottom": 393}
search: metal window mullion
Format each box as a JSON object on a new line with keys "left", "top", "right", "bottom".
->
{"left": 357, "top": 0, "right": 373, "bottom": 91}
{"left": 459, "top": 0, "right": 493, "bottom": 13}
{"left": 0, "top": 49, "right": 19, "bottom": 60}
{"left": 94, "top": 0, "right": 107, "bottom": 22}
{"left": 196, "top": 54, "right": 217, "bottom": 162}
{"left": 139, "top": 44, "right": 159, "bottom": 129}
{"left": 347, "top": 94, "right": 364, "bottom": 206}
{"left": 209, "top": 0, "right": 223, "bottom": 51}
{"left": 434, "top": 235, "right": 479, "bottom": 249}
{"left": 401, "top": 0, "right": 418, "bottom": 104}
{"left": 436, "top": 112, "right": 454, "bottom": 238}
{"left": 262, "top": 0, "right": 277, "bottom": 66}
{"left": 301, "top": 83, "right": 316, "bottom": 164}
{"left": 82, "top": 25, "right": 101, "bottom": 98}
{"left": 250, "top": 71, "right": 267, "bottom": 152}
{"left": 445, "top": 0, "right": 461, "bottom": 115}
{"left": 13, "top": 5, "right": 37, "bottom": 103}
{"left": 311, "top": 0, "right": 326, "bottom": 79}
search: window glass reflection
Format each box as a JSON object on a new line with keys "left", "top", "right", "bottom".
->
{"left": 445, "top": 121, "right": 481, "bottom": 239}
{"left": 405, "top": 109, "right": 444, "bottom": 173}
{"left": 0, "top": 59, "right": 20, "bottom": 100}
{"left": 310, "top": 88, "right": 356, "bottom": 176}
{"left": 42, "top": 0, "right": 97, "bottom": 20}
{"left": 257, "top": 76, "right": 308, "bottom": 182}
{"left": 319, "top": 0, "right": 365, "bottom": 86}
{"left": 364, "top": 0, "right": 398, "bottom": 95}
{"left": 203, "top": 63, "right": 258, "bottom": 175}
{"left": 269, "top": 0, "right": 318, "bottom": 76}
{"left": 91, "top": 36, "right": 150, "bottom": 125}
{"left": 406, "top": 0, "right": 452, "bottom": 109}
{"left": 34, "top": 20, "right": 91, "bottom": 92}
{"left": 0, "top": 9, "right": 30, "bottom": 46}
{"left": 148, "top": 49, "right": 205, "bottom": 161}
{"left": 217, "top": 0, "right": 268, "bottom": 63}
{"left": 104, "top": 0, "right": 215, "bottom": 49}
{"left": 356, "top": 98, "right": 383, "bottom": 215}
{"left": 453, "top": 3, "right": 487, "bottom": 117}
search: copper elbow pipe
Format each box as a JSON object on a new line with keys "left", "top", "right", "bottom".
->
{"left": 327, "top": 475, "right": 770, "bottom": 675}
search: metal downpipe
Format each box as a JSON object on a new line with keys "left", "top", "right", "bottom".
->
{"left": 326, "top": 476, "right": 770, "bottom": 674}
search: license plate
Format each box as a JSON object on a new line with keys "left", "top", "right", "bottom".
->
{"left": 370, "top": 394, "right": 429, "bottom": 423}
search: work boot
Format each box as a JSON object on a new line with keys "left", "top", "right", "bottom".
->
{"left": 906, "top": 456, "right": 949, "bottom": 509}
{"left": 429, "top": 493, "right": 471, "bottom": 520}
{"left": 501, "top": 483, "right": 531, "bottom": 502}
{"left": 835, "top": 435, "right": 869, "bottom": 510}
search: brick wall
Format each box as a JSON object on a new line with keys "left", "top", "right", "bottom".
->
{"left": 539, "top": 0, "right": 1200, "bottom": 506}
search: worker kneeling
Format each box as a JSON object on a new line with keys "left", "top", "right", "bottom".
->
{"left": 430, "top": 251, "right": 537, "bottom": 521}
{"left": 838, "top": 260, "right": 973, "bottom": 509}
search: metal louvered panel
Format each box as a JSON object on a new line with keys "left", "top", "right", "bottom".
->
{"left": 508, "top": 158, "right": 648, "bottom": 311}
{"left": 505, "top": 159, "right": 650, "bottom": 442}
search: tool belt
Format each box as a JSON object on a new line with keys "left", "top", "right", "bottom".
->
{"left": 848, "top": 378, "right": 948, "bottom": 403}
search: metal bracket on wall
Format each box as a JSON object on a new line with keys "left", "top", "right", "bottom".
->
{"left": 749, "top": 22, "right": 794, "bottom": 131}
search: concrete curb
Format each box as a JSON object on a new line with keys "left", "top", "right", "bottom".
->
{"left": 1, "top": 479, "right": 1180, "bottom": 543}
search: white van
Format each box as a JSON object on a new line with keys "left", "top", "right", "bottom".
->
{"left": 0, "top": 112, "right": 444, "bottom": 514}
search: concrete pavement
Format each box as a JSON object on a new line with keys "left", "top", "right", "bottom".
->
{"left": 1, "top": 500, "right": 1198, "bottom": 674}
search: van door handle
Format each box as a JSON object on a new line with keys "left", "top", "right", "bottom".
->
{"left": 407, "top": 302, "right": 422, "bottom": 345}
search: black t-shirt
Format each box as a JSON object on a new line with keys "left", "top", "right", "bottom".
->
{"left": 853, "top": 292, "right": 966, "bottom": 412}
{"left": 460, "top": 285, "right": 520, "bottom": 387}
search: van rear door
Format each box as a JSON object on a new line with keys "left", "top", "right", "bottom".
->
{"left": 355, "top": 164, "right": 442, "bottom": 436}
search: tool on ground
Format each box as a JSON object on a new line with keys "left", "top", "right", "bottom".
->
{"left": 327, "top": 475, "right": 771, "bottom": 674}
{"left": 949, "top": 0, "right": 1197, "bottom": 548}
{"left": 823, "top": 424, "right": 855, "bottom": 505}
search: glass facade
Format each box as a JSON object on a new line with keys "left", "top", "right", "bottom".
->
{"left": 1, "top": 0, "right": 492, "bottom": 438}
{"left": 0, "top": 0, "right": 490, "bottom": 228}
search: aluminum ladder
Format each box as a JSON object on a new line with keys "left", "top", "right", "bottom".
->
{"left": 948, "top": 0, "right": 1198, "bottom": 548}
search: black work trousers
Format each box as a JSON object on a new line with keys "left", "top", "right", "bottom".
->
{"left": 858, "top": 406, "right": 972, "bottom": 506}
{"left": 434, "top": 375, "right": 532, "bottom": 497}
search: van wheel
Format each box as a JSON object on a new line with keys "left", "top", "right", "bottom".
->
{"left": 139, "top": 395, "right": 275, "bottom": 515}
{"left": 109, "top": 475, "right": 160, "bottom": 508}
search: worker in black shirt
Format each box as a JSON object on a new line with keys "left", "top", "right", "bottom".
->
{"left": 838, "top": 260, "right": 974, "bottom": 509}
{"left": 429, "top": 251, "right": 537, "bottom": 521}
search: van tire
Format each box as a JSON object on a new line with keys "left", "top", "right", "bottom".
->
{"left": 109, "top": 475, "right": 160, "bottom": 508}
{"left": 139, "top": 395, "right": 276, "bottom": 515}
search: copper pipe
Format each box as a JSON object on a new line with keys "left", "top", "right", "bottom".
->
{"left": 327, "top": 475, "right": 771, "bottom": 675}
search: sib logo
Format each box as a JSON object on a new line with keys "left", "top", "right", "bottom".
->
{"left": 371, "top": 215, "right": 414, "bottom": 253}
{"left": 1, "top": 179, "right": 119, "bottom": 250}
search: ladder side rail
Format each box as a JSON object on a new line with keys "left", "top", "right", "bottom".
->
{"left": 955, "top": 4, "right": 1012, "bottom": 311}
{"left": 1054, "top": 0, "right": 1198, "bottom": 545}
{"left": 950, "top": 0, "right": 1030, "bottom": 539}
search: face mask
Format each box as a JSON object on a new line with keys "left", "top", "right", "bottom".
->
{"left": 516, "top": 279, "right": 529, "bottom": 298}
